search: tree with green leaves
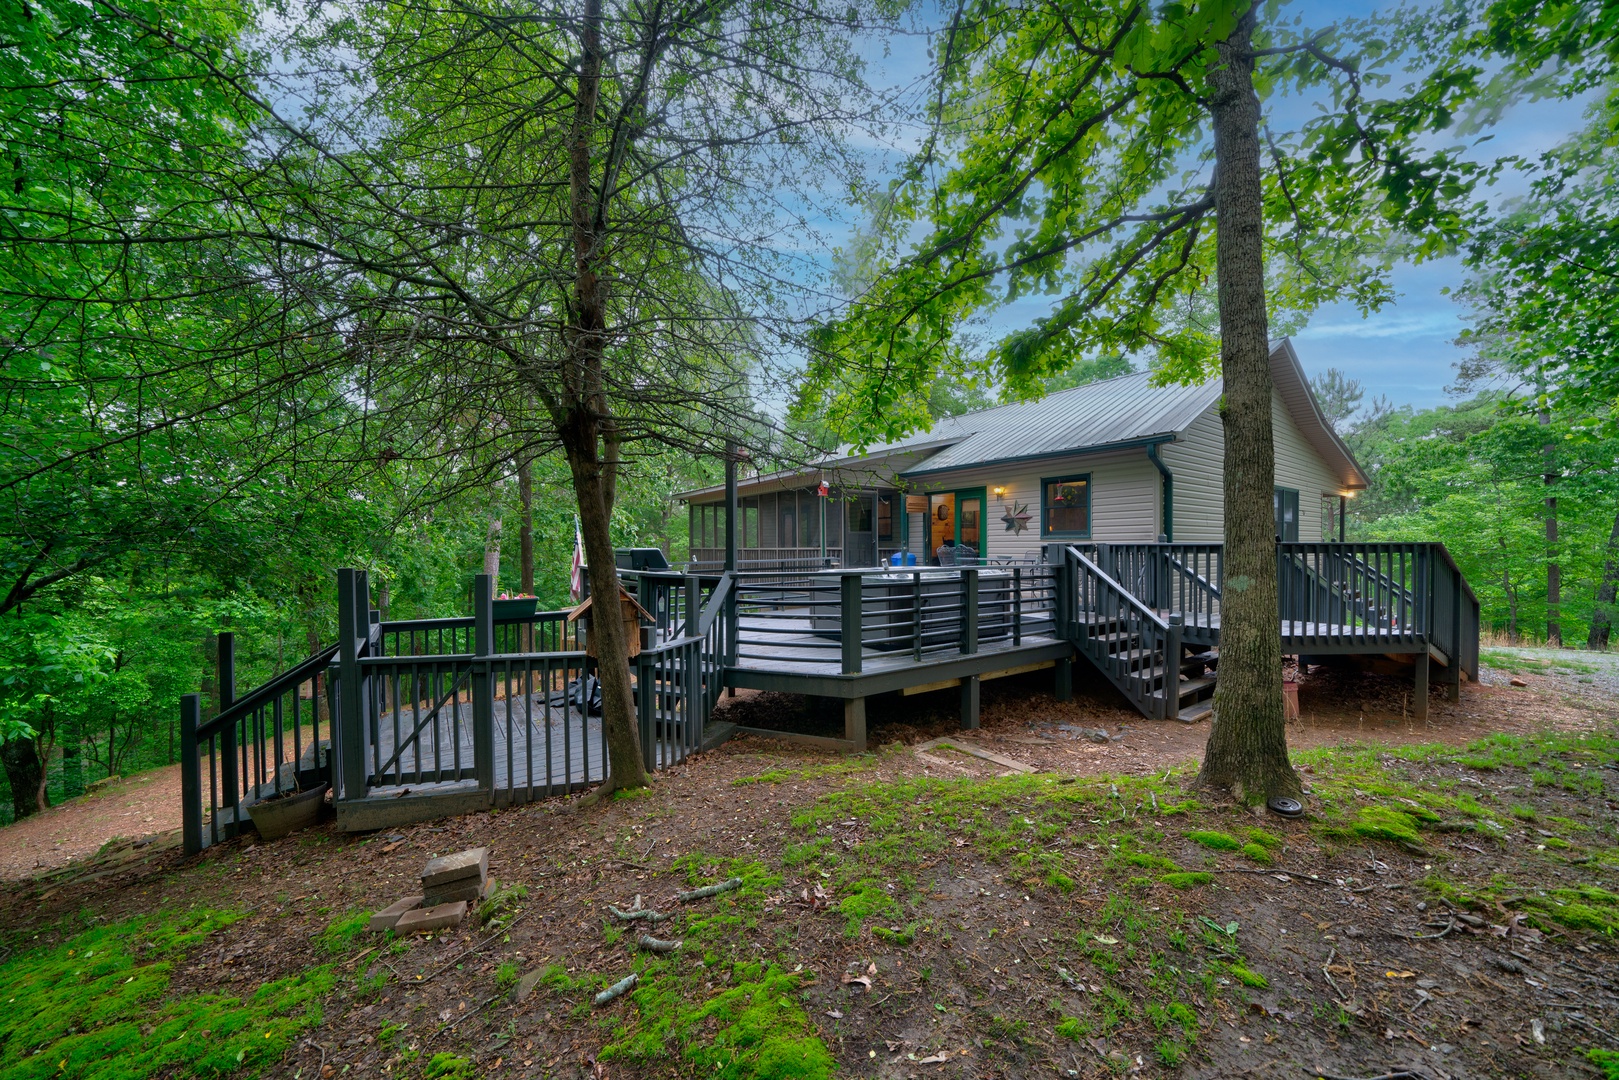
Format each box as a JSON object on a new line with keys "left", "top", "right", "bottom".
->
{"left": 799, "top": 1, "right": 1479, "bottom": 801}
{"left": 6, "top": 0, "right": 899, "bottom": 800}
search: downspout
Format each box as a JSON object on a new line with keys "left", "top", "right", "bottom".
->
{"left": 1147, "top": 441, "right": 1173, "bottom": 543}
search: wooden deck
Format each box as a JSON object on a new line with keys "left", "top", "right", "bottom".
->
{"left": 363, "top": 694, "right": 610, "bottom": 797}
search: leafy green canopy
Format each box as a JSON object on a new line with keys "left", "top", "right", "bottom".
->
{"left": 796, "top": 0, "right": 1482, "bottom": 443}
{"left": 1348, "top": 393, "right": 1619, "bottom": 639}
{"left": 1456, "top": 92, "right": 1619, "bottom": 425}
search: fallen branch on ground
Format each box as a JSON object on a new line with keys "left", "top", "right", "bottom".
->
{"left": 608, "top": 905, "right": 672, "bottom": 923}
{"left": 595, "top": 973, "right": 638, "bottom": 1006}
{"left": 416, "top": 910, "right": 531, "bottom": 985}
{"left": 1304, "top": 1068, "right": 1433, "bottom": 1080}
{"left": 638, "top": 935, "right": 681, "bottom": 953}
{"left": 677, "top": 877, "right": 741, "bottom": 902}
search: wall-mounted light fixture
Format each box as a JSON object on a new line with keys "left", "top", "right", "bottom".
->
{"left": 992, "top": 485, "right": 1008, "bottom": 499}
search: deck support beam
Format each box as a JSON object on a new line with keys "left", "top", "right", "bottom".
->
{"left": 1413, "top": 652, "right": 1429, "bottom": 720}
{"left": 844, "top": 697, "right": 866, "bottom": 752}
{"left": 960, "top": 675, "right": 980, "bottom": 730}
{"left": 180, "top": 694, "right": 201, "bottom": 856}
{"left": 1054, "top": 656, "right": 1073, "bottom": 702}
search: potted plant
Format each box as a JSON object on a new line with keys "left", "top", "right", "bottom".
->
{"left": 245, "top": 781, "right": 329, "bottom": 841}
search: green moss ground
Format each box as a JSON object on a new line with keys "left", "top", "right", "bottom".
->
{"left": 4, "top": 726, "right": 1616, "bottom": 1078}
{"left": 0, "top": 910, "right": 339, "bottom": 1080}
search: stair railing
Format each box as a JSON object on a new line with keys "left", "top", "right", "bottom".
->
{"left": 1066, "top": 547, "right": 1176, "bottom": 719}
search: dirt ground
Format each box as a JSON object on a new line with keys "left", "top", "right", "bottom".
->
{"left": 0, "top": 766, "right": 182, "bottom": 879}
{"left": 711, "top": 651, "right": 1615, "bottom": 782}
{"left": 2, "top": 651, "right": 1617, "bottom": 1080}
{"left": 0, "top": 652, "right": 1603, "bottom": 883}
{"left": 0, "top": 654, "right": 1573, "bottom": 880}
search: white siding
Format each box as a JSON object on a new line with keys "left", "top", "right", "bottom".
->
{"left": 906, "top": 452, "right": 1162, "bottom": 561}
{"left": 1272, "top": 391, "right": 1340, "bottom": 541}
{"left": 1160, "top": 408, "right": 1225, "bottom": 542}
{"left": 1159, "top": 391, "right": 1348, "bottom": 542}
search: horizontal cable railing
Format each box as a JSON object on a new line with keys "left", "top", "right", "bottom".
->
{"left": 731, "top": 563, "right": 1060, "bottom": 673}
{"left": 689, "top": 547, "right": 842, "bottom": 573}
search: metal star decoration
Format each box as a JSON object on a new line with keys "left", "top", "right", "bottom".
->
{"left": 1001, "top": 501, "right": 1032, "bottom": 534}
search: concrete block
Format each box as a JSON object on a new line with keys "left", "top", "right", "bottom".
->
{"left": 393, "top": 900, "right": 468, "bottom": 934}
{"left": 369, "top": 895, "right": 423, "bottom": 932}
{"left": 421, "top": 847, "right": 488, "bottom": 888}
{"left": 423, "top": 876, "right": 495, "bottom": 908}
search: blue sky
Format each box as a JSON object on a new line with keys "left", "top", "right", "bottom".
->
{"left": 843, "top": 0, "right": 1595, "bottom": 414}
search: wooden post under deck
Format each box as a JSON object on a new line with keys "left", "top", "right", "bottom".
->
{"left": 1054, "top": 657, "right": 1073, "bottom": 702}
{"left": 844, "top": 697, "right": 866, "bottom": 752}
{"left": 1413, "top": 652, "right": 1429, "bottom": 720}
{"left": 960, "top": 675, "right": 980, "bottom": 729}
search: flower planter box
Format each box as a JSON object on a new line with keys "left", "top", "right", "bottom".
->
{"left": 492, "top": 598, "right": 539, "bottom": 621}
{"left": 246, "top": 783, "right": 328, "bottom": 841}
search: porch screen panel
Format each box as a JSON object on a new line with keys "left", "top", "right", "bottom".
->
{"left": 742, "top": 499, "right": 760, "bottom": 547}
{"left": 799, "top": 490, "right": 819, "bottom": 548}
{"left": 778, "top": 493, "right": 796, "bottom": 549}
{"left": 760, "top": 492, "right": 777, "bottom": 546}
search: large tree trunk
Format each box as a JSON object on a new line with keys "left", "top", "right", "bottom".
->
{"left": 484, "top": 513, "right": 503, "bottom": 584}
{"left": 1587, "top": 506, "right": 1619, "bottom": 650}
{"left": 1542, "top": 409, "right": 1560, "bottom": 646}
{"left": 1197, "top": 7, "right": 1301, "bottom": 803}
{"left": 519, "top": 459, "right": 536, "bottom": 595}
{"left": 563, "top": 421, "right": 648, "bottom": 791}
{"left": 555, "top": 0, "right": 647, "bottom": 793}
{"left": 2, "top": 736, "right": 46, "bottom": 820}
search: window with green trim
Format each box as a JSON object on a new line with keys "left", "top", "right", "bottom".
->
{"left": 1042, "top": 474, "right": 1091, "bottom": 537}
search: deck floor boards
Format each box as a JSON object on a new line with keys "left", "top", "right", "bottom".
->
{"left": 357, "top": 692, "right": 694, "bottom": 804}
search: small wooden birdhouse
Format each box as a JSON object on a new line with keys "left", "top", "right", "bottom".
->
{"left": 567, "top": 587, "right": 653, "bottom": 659}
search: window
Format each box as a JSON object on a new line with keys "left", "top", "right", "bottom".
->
{"left": 877, "top": 493, "right": 894, "bottom": 541}
{"left": 1042, "top": 475, "right": 1091, "bottom": 537}
{"left": 1274, "top": 487, "right": 1300, "bottom": 542}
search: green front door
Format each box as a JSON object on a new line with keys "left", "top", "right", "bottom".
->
{"left": 927, "top": 487, "right": 986, "bottom": 562}
{"left": 955, "top": 488, "right": 986, "bottom": 560}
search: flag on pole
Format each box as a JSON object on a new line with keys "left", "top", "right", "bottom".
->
{"left": 569, "top": 516, "right": 586, "bottom": 602}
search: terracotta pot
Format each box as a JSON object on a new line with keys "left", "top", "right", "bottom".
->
{"left": 246, "top": 783, "right": 328, "bottom": 841}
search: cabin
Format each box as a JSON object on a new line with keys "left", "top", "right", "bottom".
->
{"left": 682, "top": 340, "right": 1363, "bottom": 570}
{"left": 175, "top": 342, "right": 1479, "bottom": 849}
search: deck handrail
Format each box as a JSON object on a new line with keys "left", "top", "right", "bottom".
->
{"left": 1070, "top": 549, "right": 1171, "bottom": 632}
{"left": 197, "top": 639, "right": 340, "bottom": 741}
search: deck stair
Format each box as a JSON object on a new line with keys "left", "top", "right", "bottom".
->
{"left": 1066, "top": 550, "right": 1217, "bottom": 721}
{"left": 1062, "top": 540, "right": 1481, "bottom": 724}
